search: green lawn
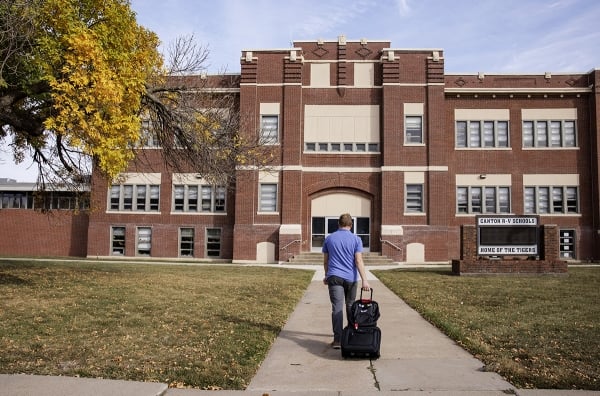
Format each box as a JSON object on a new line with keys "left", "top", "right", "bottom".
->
{"left": 0, "top": 260, "right": 313, "bottom": 390}
{"left": 373, "top": 267, "right": 600, "bottom": 390}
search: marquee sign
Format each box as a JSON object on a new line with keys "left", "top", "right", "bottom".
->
{"left": 477, "top": 215, "right": 539, "bottom": 256}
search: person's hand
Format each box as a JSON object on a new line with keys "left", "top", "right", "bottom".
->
{"left": 361, "top": 280, "right": 370, "bottom": 291}
{"left": 323, "top": 277, "right": 328, "bottom": 285}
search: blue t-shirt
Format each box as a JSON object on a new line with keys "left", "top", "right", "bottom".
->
{"left": 322, "top": 229, "right": 363, "bottom": 282}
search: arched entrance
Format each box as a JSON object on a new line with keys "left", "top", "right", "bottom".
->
{"left": 310, "top": 193, "right": 371, "bottom": 252}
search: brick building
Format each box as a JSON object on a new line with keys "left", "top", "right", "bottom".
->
{"left": 2, "top": 36, "right": 599, "bottom": 263}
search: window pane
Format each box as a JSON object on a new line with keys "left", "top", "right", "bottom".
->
{"left": 260, "top": 184, "right": 277, "bottom": 212}
{"left": 550, "top": 121, "right": 561, "bottom": 147}
{"left": 136, "top": 185, "right": 146, "bottom": 210}
{"left": 406, "top": 184, "right": 423, "bottom": 212}
{"left": 552, "top": 187, "right": 564, "bottom": 213}
{"left": 484, "top": 187, "right": 496, "bottom": 213}
{"left": 498, "top": 187, "right": 510, "bottom": 213}
{"left": 538, "top": 187, "right": 549, "bottom": 213}
{"left": 524, "top": 187, "right": 535, "bottom": 213}
{"left": 174, "top": 185, "right": 184, "bottom": 211}
{"left": 405, "top": 116, "right": 423, "bottom": 144}
{"left": 497, "top": 121, "right": 509, "bottom": 147}
{"left": 523, "top": 121, "right": 534, "bottom": 147}
{"left": 188, "top": 186, "right": 198, "bottom": 211}
{"left": 536, "top": 121, "right": 548, "bottom": 147}
{"left": 110, "top": 186, "right": 120, "bottom": 210}
{"left": 206, "top": 228, "right": 221, "bottom": 257}
{"left": 305, "top": 142, "right": 316, "bottom": 151}
{"left": 111, "top": 227, "right": 125, "bottom": 255}
{"left": 123, "top": 185, "right": 133, "bottom": 210}
{"left": 483, "top": 121, "right": 494, "bottom": 147}
{"left": 180, "top": 228, "right": 194, "bottom": 257}
{"left": 149, "top": 185, "right": 159, "bottom": 211}
{"left": 471, "top": 187, "right": 482, "bottom": 213}
{"left": 137, "top": 227, "right": 151, "bottom": 256}
{"left": 566, "top": 187, "right": 578, "bottom": 213}
{"left": 215, "top": 186, "right": 226, "bottom": 212}
{"left": 201, "top": 186, "right": 212, "bottom": 211}
{"left": 564, "top": 121, "right": 576, "bottom": 147}
{"left": 456, "top": 121, "right": 467, "bottom": 148}
{"left": 260, "top": 115, "right": 278, "bottom": 144}
{"left": 457, "top": 187, "right": 468, "bottom": 213}
{"left": 469, "top": 122, "right": 481, "bottom": 147}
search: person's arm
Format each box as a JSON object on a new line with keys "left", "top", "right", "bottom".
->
{"left": 355, "top": 252, "right": 370, "bottom": 290}
{"left": 323, "top": 252, "right": 329, "bottom": 285}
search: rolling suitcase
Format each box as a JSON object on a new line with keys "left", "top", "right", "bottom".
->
{"left": 341, "top": 288, "right": 381, "bottom": 359}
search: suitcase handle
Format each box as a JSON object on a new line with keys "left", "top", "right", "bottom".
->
{"left": 359, "top": 287, "right": 373, "bottom": 302}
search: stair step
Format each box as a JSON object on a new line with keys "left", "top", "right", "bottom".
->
{"left": 287, "top": 252, "right": 394, "bottom": 265}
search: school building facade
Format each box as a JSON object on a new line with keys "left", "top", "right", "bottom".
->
{"left": 2, "top": 36, "right": 599, "bottom": 263}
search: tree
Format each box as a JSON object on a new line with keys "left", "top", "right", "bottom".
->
{"left": 0, "top": 0, "right": 267, "bottom": 192}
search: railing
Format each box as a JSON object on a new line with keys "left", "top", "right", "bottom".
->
{"left": 280, "top": 239, "right": 303, "bottom": 262}
{"left": 380, "top": 238, "right": 403, "bottom": 252}
{"left": 280, "top": 239, "right": 303, "bottom": 251}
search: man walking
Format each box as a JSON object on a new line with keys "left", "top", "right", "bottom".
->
{"left": 322, "top": 213, "right": 371, "bottom": 349}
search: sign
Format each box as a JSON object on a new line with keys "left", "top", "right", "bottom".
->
{"left": 477, "top": 215, "right": 539, "bottom": 256}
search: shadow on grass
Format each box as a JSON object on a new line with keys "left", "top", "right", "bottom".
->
{"left": 0, "top": 273, "right": 32, "bottom": 285}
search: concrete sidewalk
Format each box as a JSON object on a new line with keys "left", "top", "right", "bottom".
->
{"left": 1, "top": 266, "right": 599, "bottom": 396}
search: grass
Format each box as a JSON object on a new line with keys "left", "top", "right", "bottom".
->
{"left": 0, "top": 260, "right": 313, "bottom": 390}
{"left": 372, "top": 267, "right": 600, "bottom": 390}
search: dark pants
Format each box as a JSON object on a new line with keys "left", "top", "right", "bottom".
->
{"left": 327, "top": 276, "right": 358, "bottom": 342}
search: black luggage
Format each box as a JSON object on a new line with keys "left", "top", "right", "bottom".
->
{"left": 341, "top": 288, "right": 381, "bottom": 359}
{"left": 341, "top": 325, "right": 381, "bottom": 358}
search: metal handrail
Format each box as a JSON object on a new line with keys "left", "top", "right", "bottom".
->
{"left": 280, "top": 239, "right": 302, "bottom": 251}
{"left": 380, "top": 238, "right": 402, "bottom": 252}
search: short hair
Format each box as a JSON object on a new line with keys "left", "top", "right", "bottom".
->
{"left": 338, "top": 213, "right": 353, "bottom": 227}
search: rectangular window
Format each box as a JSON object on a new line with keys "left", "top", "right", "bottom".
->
{"left": 109, "top": 184, "right": 160, "bottom": 212}
{"left": 259, "top": 183, "right": 277, "bottom": 212}
{"left": 456, "top": 186, "right": 510, "bottom": 214}
{"left": 174, "top": 185, "right": 185, "bottom": 211}
{"left": 405, "top": 116, "right": 423, "bottom": 144}
{"left": 179, "top": 228, "right": 194, "bottom": 257}
{"left": 206, "top": 228, "right": 222, "bottom": 258}
{"left": 260, "top": 115, "right": 279, "bottom": 144}
{"left": 524, "top": 186, "right": 578, "bottom": 214}
{"left": 111, "top": 226, "right": 125, "bottom": 256}
{"left": 174, "top": 185, "right": 224, "bottom": 213}
{"left": 456, "top": 120, "right": 510, "bottom": 148}
{"left": 136, "top": 227, "right": 151, "bottom": 256}
{"left": 405, "top": 184, "right": 424, "bottom": 213}
{"left": 559, "top": 229, "right": 576, "bottom": 259}
{"left": 523, "top": 119, "right": 576, "bottom": 148}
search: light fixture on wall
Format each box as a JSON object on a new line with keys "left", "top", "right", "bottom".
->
{"left": 479, "top": 174, "right": 487, "bottom": 179}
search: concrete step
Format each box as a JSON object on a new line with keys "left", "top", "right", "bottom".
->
{"left": 287, "top": 252, "right": 394, "bottom": 265}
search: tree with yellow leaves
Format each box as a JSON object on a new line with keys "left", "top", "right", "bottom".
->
{"left": 0, "top": 0, "right": 267, "bottom": 193}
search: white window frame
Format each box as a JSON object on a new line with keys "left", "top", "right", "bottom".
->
{"left": 136, "top": 227, "right": 152, "bottom": 256}
{"left": 456, "top": 120, "right": 509, "bottom": 148}
{"left": 111, "top": 226, "right": 126, "bottom": 256}
{"left": 259, "top": 183, "right": 278, "bottom": 213}
{"left": 179, "top": 227, "right": 195, "bottom": 257}
{"left": 405, "top": 184, "right": 424, "bottom": 213}
{"left": 522, "top": 120, "right": 576, "bottom": 148}
{"left": 405, "top": 116, "right": 423, "bottom": 145}
{"left": 205, "top": 227, "right": 222, "bottom": 258}
{"left": 109, "top": 184, "right": 160, "bottom": 212}
{"left": 524, "top": 186, "right": 579, "bottom": 214}
{"left": 457, "top": 186, "right": 510, "bottom": 214}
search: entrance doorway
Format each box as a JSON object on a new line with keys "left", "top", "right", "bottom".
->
{"left": 311, "top": 216, "right": 370, "bottom": 252}
{"left": 310, "top": 192, "right": 371, "bottom": 252}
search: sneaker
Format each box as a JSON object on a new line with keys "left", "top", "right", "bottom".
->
{"left": 331, "top": 340, "right": 341, "bottom": 349}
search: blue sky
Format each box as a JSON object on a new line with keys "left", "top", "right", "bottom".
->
{"left": 2, "top": 0, "right": 600, "bottom": 182}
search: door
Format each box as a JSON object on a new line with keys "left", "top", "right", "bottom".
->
{"left": 311, "top": 216, "right": 370, "bottom": 252}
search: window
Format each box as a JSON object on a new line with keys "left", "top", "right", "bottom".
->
{"left": 405, "top": 184, "right": 424, "bottom": 213}
{"left": 523, "top": 120, "right": 576, "bottom": 148}
{"left": 524, "top": 186, "right": 578, "bottom": 214}
{"left": 174, "top": 184, "right": 224, "bottom": 213}
{"left": 405, "top": 116, "right": 423, "bottom": 144}
{"left": 456, "top": 120, "right": 509, "bottom": 148}
{"left": 139, "top": 119, "right": 160, "bottom": 148}
{"left": 457, "top": 186, "right": 510, "bottom": 214}
{"left": 179, "top": 228, "right": 194, "bottom": 257}
{"left": 111, "top": 227, "right": 125, "bottom": 255}
{"left": 109, "top": 184, "right": 160, "bottom": 212}
{"left": 260, "top": 115, "right": 279, "bottom": 144}
{"left": 304, "top": 142, "right": 379, "bottom": 153}
{"left": 259, "top": 183, "right": 277, "bottom": 212}
{"left": 206, "top": 228, "right": 222, "bottom": 258}
{"left": 136, "top": 227, "right": 152, "bottom": 256}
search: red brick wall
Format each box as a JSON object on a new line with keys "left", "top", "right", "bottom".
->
{"left": 0, "top": 209, "right": 88, "bottom": 257}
